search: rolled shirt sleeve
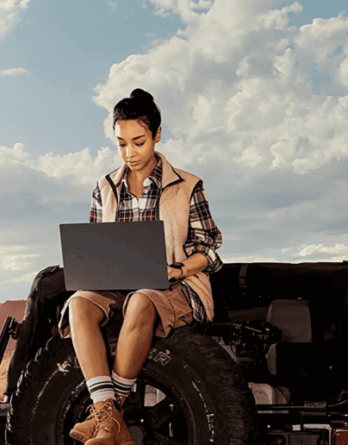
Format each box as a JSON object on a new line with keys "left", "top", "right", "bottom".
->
{"left": 184, "top": 180, "right": 223, "bottom": 274}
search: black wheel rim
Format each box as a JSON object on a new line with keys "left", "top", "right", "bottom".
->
{"left": 125, "top": 373, "right": 195, "bottom": 444}
{"left": 56, "top": 372, "right": 195, "bottom": 445}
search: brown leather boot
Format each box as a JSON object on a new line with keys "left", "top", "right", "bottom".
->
{"left": 70, "top": 407, "right": 97, "bottom": 443}
{"left": 69, "top": 397, "right": 131, "bottom": 443}
{"left": 74, "top": 398, "right": 134, "bottom": 445}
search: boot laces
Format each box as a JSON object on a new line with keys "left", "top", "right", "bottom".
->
{"left": 88, "top": 401, "right": 121, "bottom": 434}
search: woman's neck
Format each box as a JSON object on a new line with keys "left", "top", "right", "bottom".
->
{"left": 128, "top": 156, "right": 157, "bottom": 184}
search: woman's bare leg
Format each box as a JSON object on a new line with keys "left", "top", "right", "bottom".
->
{"left": 113, "top": 292, "right": 157, "bottom": 379}
{"left": 69, "top": 294, "right": 110, "bottom": 379}
{"left": 68, "top": 292, "right": 142, "bottom": 445}
{"left": 69, "top": 292, "right": 157, "bottom": 380}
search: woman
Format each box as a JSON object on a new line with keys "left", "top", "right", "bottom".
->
{"left": 59, "top": 89, "right": 223, "bottom": 445}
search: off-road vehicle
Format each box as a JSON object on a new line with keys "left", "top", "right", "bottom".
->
{"left": 1, "top": 261, "right": 348, "bottom": 444}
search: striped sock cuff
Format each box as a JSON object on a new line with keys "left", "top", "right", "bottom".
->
{"left": 111, "top": 371, "right": 137, "bottom": 397}
{"left": 86, "top": 376, "right": 115, "bottom": 404}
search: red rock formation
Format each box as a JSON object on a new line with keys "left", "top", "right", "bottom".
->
{"left": 0, "top": 300, "right": 26, "bottom": 400}
{"left": 0, "top": 300, "right": 26, "bottom": 352}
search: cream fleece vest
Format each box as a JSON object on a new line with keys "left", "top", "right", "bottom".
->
{"left": 97, "top": 151, "right": 214, "bottom": 320}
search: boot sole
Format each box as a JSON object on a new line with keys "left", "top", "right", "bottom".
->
{"left": 70, "top": 430, "right": 135, "bottom": 445}
{"left": 69, "top": 430, "right": 89, "bottom": 443}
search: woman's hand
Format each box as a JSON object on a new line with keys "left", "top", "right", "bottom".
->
{"left": 167, "top": 265, "right": 182, "bottom": 281}
{"left": 167, "top": 253, "right": 209, "bottom": 281}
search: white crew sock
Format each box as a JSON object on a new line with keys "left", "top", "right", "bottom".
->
{"left": 86, "top": 375, "right": 115, "bottom": 404}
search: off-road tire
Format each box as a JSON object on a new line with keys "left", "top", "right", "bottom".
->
{"left": 6, "top": 326, "right": 258, "bottom": 444}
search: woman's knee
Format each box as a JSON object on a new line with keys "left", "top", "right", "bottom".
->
{"left": 69, "top": 293, "right": 104, "bottom": 326}
{"left": 125, "top": 293, "right": 156, "bottom": 324}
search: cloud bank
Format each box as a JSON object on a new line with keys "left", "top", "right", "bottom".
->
{"left": 94, "top": 0, "right": 348, "bottom": 175}
{"left": 0, "top": 0, "right": 30, "bottom": 38}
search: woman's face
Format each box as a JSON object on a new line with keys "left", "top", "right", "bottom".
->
{"left": 115, "top": 119, "right": 161, "bottom": 173}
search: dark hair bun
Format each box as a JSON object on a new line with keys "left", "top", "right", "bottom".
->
{"left": 113, "top": 88, "right": 161, "bottom": 138}
{"left": 130, "top": 88, "right": 154, "bottom": 103}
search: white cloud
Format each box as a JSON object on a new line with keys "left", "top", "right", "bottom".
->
{"left": 0, "top": 245, "right": 41, "bottom": 286}
{"left": 338, "top": 57, "right": 348, "bottom": 88}
{"left": 0, "top": 245, "right": 40, "bottom": 272}
{"left": 149, "top": 0, "right": 213, "bottom": 21}
{"left": 10, "top": 270, "right": 38, "bottom": 284}
{"left": 108, "top": 1, "right": 118, "bottom": 11}
{"left": 221, "top": 242, "right": 348, "bottom": 264}
{"left": 0, "top": 0, "right": 30, "bottom": 38}
{"left": 0, "top": 67, "right": 30, "bottom": 76}
{"left": 0, "top": 142, "right": 120, "bottom": 187}
{"left": 299, "top": 243, "right": 344, "bottom": 258}
{"left": 0, "top": 142, "right": 29, "bottom": 164}
{"left": 36, "top": 146, "right": 120, "bottom": 186}
{"left": 221, "top": 253, "right": 280, "bottom": 263}
{"left": 93, "top": 0, "right": 348, "bottom": 175}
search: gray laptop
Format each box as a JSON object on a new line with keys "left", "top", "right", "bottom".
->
{"left": 60, "top": 221, "right": 177, "bottom": 291}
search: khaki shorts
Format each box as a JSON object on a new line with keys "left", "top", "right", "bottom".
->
{"left": 58, "top": 281, "right": 195, "bottom": 339}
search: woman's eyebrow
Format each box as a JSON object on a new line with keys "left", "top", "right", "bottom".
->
{"left": 117, "top": 134, "right": 146, "bottom": 141}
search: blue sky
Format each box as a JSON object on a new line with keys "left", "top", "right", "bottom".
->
{"left": 1, "top": 0, "right": 348, "bottom": 302}
{"left": 0, "top": 1, "right": 181, "bottom": 155}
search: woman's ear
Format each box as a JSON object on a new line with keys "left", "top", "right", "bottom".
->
{"left": 154, "top": 126, "right": 162, "bottom": 143}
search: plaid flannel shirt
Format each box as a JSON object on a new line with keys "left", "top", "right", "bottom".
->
{"left": 89, "top": 157, "right": 223, "bottom": 322}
